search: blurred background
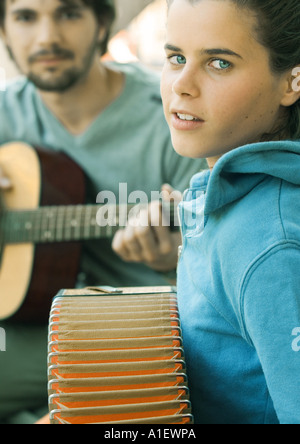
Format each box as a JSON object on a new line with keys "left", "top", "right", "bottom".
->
{"left": 0, "top": 0, "right": 167, "bottom": 84}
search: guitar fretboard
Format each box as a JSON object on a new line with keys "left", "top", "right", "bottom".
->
{"left": 0, "top": 203, "right": 178, "bottom": 245}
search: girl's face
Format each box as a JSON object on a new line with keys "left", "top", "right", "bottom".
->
{"left": 161, "top": 0, "right": 292, "bottom": 168}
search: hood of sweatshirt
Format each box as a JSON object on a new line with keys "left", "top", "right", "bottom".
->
{"left": 191, "top": 140, "right": 300, "bottom": 214}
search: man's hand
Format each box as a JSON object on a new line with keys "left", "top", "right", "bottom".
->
{"left": 112, "top": 184, "right": 182, "bottom": 272}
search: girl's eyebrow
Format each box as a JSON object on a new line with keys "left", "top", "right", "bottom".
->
{"left": 201, "top": 48, "right": 243, "bottom": 59}
{"left": 164, "top": 43, "right": 243, "bottom": 59}
{"left": 164, "top": 43, "right": 182, "bottom": 52}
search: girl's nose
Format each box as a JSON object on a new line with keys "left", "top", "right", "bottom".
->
{"left": 172, "top": 66, "right": 201, "bottom": 98}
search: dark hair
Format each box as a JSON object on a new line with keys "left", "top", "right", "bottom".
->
{"left": 0, "top": 0, "right": 116, "bottom": 55}
{"left": 167, "top": 0, "right": 300, "bottom": 140}
{"left": 81, "top": 0, "right": 116, "bottom": 54}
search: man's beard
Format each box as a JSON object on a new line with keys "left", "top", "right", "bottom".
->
{"left": 27, "top": 66, "right": 86, "bottom": 93}
{"left": 6, "top": 39, "right": 100, "bottom": 93}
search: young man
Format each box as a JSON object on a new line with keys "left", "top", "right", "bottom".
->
{"left": 0, "top": 0, "right": 206, "bottom": 423}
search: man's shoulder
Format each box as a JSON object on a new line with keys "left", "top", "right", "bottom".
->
{"left": 108, "top": 61, "right": 161, "bottom": 95}
{"left": 104, "top": 62, "right": 165, "bottom": 125}
{"left": 0, "top": 76, "right": 33, "bottom": 106}
{"left": 111, "top": 61, "right": 160, "bottom": 81}
{"left": 0, "top": 76, "right": 40, "bottom": 142}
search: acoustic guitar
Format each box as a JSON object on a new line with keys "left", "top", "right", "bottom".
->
{"left": 0, "top": 143, "right": 178, "bottom": 323}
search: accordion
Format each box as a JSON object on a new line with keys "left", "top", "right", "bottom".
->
{"left": 48, "top": 286, "right": 193, "bottom": 425}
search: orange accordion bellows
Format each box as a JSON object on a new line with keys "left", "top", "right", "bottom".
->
{"left": 48, "top": 286, "right": 193, "bottom": 425}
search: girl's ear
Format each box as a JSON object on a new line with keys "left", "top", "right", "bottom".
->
{"left": 280, "top": 68, "right": 300, "bottom": 107}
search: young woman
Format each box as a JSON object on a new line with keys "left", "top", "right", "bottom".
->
{"left": 161, "top": 0, "right": 300, "bottom": 424}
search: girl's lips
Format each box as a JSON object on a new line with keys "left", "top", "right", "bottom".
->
{"left": 171, "top": 112, "right": 205, "bottom": 131}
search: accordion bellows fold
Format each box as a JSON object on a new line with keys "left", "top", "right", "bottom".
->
{"left": 47, "top": 286, "right": 193, "bottom": 425}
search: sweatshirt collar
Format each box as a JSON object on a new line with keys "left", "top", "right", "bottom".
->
{"left": 191, "top": 140, "right": 300, "bottom": 214}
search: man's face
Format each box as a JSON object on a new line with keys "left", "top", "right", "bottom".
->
{"left": 2, "top": 0, "right": 105, "bottom": 92}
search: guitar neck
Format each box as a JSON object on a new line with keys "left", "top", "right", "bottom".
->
{"left": 1, "top": 202, "right": 179, "bottom": 245}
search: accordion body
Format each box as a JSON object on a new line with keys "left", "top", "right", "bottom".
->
{"left": 48, "top": 286, "right": 193, "bottom": 425}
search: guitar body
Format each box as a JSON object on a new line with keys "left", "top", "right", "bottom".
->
{"left": 0, "top": 143, "right": 85, "bottom": 323}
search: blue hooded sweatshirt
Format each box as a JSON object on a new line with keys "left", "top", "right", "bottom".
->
{"left": 177, "top": 140, "right": 300, "bottom": 424}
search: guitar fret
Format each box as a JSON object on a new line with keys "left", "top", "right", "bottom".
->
{"left": 1, "top": 202, "right": 178, "bottom": 246}
{"left": 40, "top": 207, "right": 55, "bottom": 242}
{"left": 87, "top": 207, "right": 99, "bottom": 240}
{"left": 55, "top": 206, "right": 65, "bottom": 242}
{"left": 28, "top": 211, "right": 38, "bottom": 243}
{"left": 26, "top": 211, "right": 38, "bottom": 243}
{"left": 64, "top": 206, "right": 73, "bottom": 241}
{"left": 83, "top": 205, "right": 92, "bottom": 240}
{"left": 7, "top": 211, "right": 37, "bottom": 243}
{"left": 72, "top": 206, "right": 83, "bottom": 241}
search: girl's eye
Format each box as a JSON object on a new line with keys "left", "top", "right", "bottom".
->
{"left": 168, "top": 55, "right": 187, "bottom": 66}
{"left": 209, "top": 59, "right": 232, "bottom": 70}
